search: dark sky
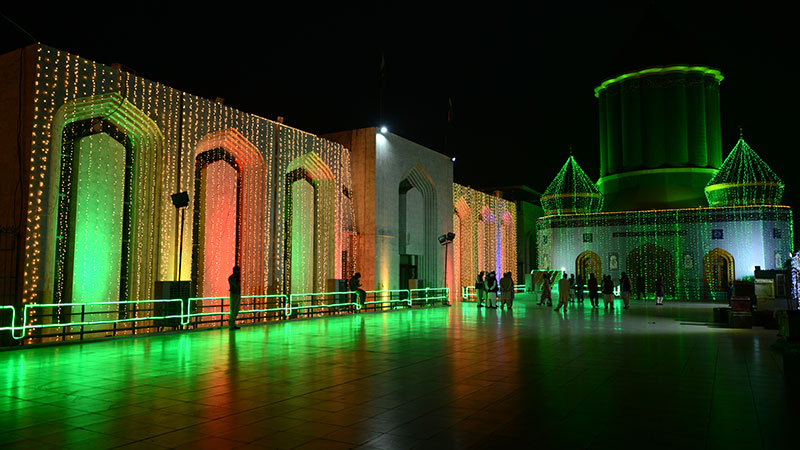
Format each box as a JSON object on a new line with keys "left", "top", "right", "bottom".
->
{"left": 2, "top": 2, "right": 798, "bottom": 210}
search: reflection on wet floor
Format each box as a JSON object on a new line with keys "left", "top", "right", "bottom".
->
{"left": 1, "top": 294, "right": 797, "bottom": 449}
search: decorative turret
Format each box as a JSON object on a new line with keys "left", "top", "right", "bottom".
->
{"left": 541, "top": 155, "right": 604, "bottom": 215}
{"left": 705, "top": 134, "right": 784, "bottom": 207}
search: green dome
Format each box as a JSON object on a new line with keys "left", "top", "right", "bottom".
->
{"left": 705, "top": 137, "right": 783, "bottom": 207}
{"left": 541, "top": 156, "right": 604, "bottom": 215}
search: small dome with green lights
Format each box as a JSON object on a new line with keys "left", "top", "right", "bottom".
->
{"left": 541, "top": 155, "right": 604, "bottom": 215}
{"left": 705, "top": 136, "right": 783, "bottom": 207}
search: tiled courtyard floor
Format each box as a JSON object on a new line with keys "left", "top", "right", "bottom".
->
{"left": 1, "top": 294, "right": 798, "bottom": 449}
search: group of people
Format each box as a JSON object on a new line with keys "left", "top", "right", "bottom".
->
{"left": 535, "top": 270, "right": 667, "bottom": 312}
{"left": 474, "top": 271, "right": 515, "bottom": 309}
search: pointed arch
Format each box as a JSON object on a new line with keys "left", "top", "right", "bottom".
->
{"left": 703, "top": 248, "right": 735, "bottom": 293}
{"left": 193, "top": 128, "right": 265, "bottom": 296}
{"left": 576, "top": 250, "right": 602, "bottom": 281}
{"left": 284, "top": 152, "right": 336, "bottom": 294}
{"left": 453, "top": 197, "right": 472, "bottom": 293}
{"left": 478, "top": 206, "right": 496, "bottom": 273}
{"left": 45, "top": 93, "right": 164, "bottom": 311}
{"left": 500, "top": 210, "right": 515, "bottom": 278}
{"left": 399, "top": 164, "right": 437, "bottom": 288}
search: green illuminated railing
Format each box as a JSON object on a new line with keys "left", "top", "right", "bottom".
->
{"left": 409, "top": 287, "right": 450, "bottom": 305}
{"left": 461, "top": 285, "right": 523, "bottom": 300}
{"left": 0, "top": 299, "right": 184, "bottom": 340}
{"left": 287, "top": 291, "right": 361, "bottom": 317}
{"left": 0, "top": 287, "right": 451, "bottom": 344}
{"left": 363, "top": 289, "right": 412, "bottom": 307}
{"left": 185, "top": 294, "right": 289, "bottom": 325}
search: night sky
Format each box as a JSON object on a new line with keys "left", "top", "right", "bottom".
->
{"left": 2, "top": 2, "right": 798, "bottom": 224}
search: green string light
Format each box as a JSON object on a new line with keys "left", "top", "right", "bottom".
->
{"left": 705, "top": 137, "right": 784, "bottom": 207}
{"left": 541, "top": 155, "right": 604, "bottom": 215}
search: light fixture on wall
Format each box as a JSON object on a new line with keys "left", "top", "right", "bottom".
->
{"left": 380, "top": 126, "right": 388, "bottom": 134}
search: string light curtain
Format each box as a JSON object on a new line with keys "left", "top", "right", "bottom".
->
{"left": 452, "top": 184, "right": 517, "bottom": 291}
{"left": 705, "top": 137, "right": 784, "bottom": 207}
{"left": 540, "top": 156, "right": 604, "bottom": 216}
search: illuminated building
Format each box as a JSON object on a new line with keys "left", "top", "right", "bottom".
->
{"left": 538, "top": 66, "right": 793, "bottom": 299}
{"left": 0, "top": 43, "right": 505, "bottom": 345}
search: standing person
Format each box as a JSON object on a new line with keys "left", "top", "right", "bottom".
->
{"left": 568, "top": 274, "right": 576, "bottom": 303}
{"left": 555, "top": 273, "right": 570, "bottom": 312}
{"left": 636, "top": 275, "right": 645, "bottom": 300}
{"left": 349, "top": 272, "right": 366, "bottom": 305}
{"left": 655, "top": 275, "right": 665, "bottom": 305}
{"left": 228, "top": 265, "right": 241, "bottom": 330}
{"left": 602, "top": 275, "right": 615, "bottom": 309}
{"left": 620, "top": 272, "right": 632, "bottom": 309}
{"left": 575, "top": 274, "right": 585, "bottom": 303}
{"left": 475, "top": 272, "right": 486, "bottom": 307}
{"left": 485, "top": 272, "right": 499, "bottom": 309}
{"left": 508, "top": 272, "right": 516, "bottom": 309}
{"left": 588, "top": 273, "right": 599, "bottom": 308}
{"left": 538, "top": 273, "right": 553, "bottom": 306}
{"left": 500, "top": 272, "right": 514, "bottom": 310}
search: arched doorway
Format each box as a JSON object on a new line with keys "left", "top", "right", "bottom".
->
{"left": 703, "top": 248, "right": 734, "bottom": 293}
{"left": 478, "top": 206, "right": 496, "bottom": 274}
{"left": 626, "top": 244, "right": 675, "bottom": 297}
{"left": 397, "top": 164, "right": 437, "bottom": 289}
{"left": 500, "top": 211, "right": 515, "bottom": 278}
{"left": 576, "top": 250, "right": 602, "bottom": 281}
{"left": 46, "top": 93, "right": 163, "bottom": 327}
{"left": 192, "top": 149, "right": 241, "bottom": 298}
{"left": 454, "top": 197, "right": 472, "bottom": 295}
{"left": 284, "top": 152, "right": 336, "bottom": 294}
{"left": 191, "top": 128, "right": 266, "bottom": 299}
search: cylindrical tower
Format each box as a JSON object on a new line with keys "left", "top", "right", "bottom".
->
{"left": 594, "top": 66, "right": 723, "bottom": 211}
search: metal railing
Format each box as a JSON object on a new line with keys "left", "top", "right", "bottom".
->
{"left": 461, "top": 284, "right": 525, "bottom": 300}
{"left": 0, "top": 287, "right": 450, "bottom": 345}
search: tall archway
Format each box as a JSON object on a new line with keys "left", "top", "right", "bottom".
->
{"left": 284, "top": 152, "right": 336, "bottom": 294}
{"left": 398, "top": 164, "right": 437, "bottom": 288}
{"left": 45, "top": 93, "right": 163, "bottom": 325}
{"left": 500, "top": 211, "right": 515, "bottom": 278}
{"left": 703, "top": 248, "right": 735, "bottom": 293}
{"left": 478, "top": 206, "right": 496, "bottom": 274}
{"left": 191, "top": 128, "right": 265, "bottom": 299}
{"left": 192, "top": 150, "right": 240, "bottom": 298}
{"left": 454, "top": 197, "right": 472, "bottom": 294}
{"left": 626, "top": 244, "right": 675, "bottom": 297}
{"left": 576, "top": 250, "right": 602, "bottom": 281}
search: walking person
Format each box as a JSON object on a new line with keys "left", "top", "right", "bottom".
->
{"left": 636, "top": 275, "right": 645, "bottom": 300}
{"left": 500, "top": 272, "right": 514, "bottom": 310}
{"left": 655, "top": 275, "right": 665, "bottom": 305}
{"left": 485, "top": 272, "right": 499, "bottom": 309}
{"left": 538, "top": 273, "right": 553, "bottom": 306}
{"left": 555, "top": 273, "right": 570, "bottom": 313}
{"left": 620, "top": 272, "right": 632, "bottom": 309}
{"left": 228, "top": 265, "right": 241, "bottom": 330}
{"left": 475, "top": 272, "right": 486, "bottom": 307}
{"left": 588, "top": 273, "right": 599, "bottom": 308}
{"left": 575, "top": 274, "right": 585, "bottom": 303}
{"left": 602, "top": 275, "right": 615, "bottom": 309}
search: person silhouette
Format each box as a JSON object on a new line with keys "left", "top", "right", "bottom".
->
{"left": 228, "top": 266, "right": 241, "bottom": 330}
